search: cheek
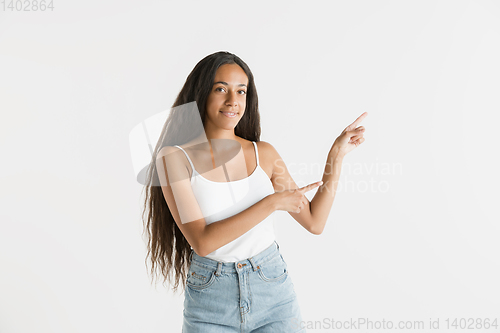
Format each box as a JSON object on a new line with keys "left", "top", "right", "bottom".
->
{"left": 209, "top": 93, "right": 225, "bottom": 103}
{"left": 240, "top": 96, "right": 247, "bottom": 107}
{"left": 205, "top": 95, "right": 219, "bottom": 110}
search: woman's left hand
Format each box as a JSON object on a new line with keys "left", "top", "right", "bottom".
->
{"left": 331, "top": 112, "right": 368, "bottom": 157}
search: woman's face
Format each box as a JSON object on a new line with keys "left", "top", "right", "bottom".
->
{"left": 205, "top": 63, "right": 248, "bottom": 130}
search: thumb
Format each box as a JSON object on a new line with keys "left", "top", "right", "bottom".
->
{"left": 298, "top": 181, "right": 323, "bottom": 193}
{"left": 347, "top": 127, "right": 365, "bottom": 138}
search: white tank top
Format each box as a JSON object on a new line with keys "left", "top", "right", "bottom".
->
{"left": 173, "top": 141, "right": 276, "bottom": 262}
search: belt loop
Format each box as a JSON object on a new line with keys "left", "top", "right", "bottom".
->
{"left": 248, "top": 257, "right": 259, "bottom": 271}
{"left": 215, "top": 262, "right": 222, "bottom": 276}
{"left": 189, "top": 249, "right": 193, "bottom": 262}
{"left": 275, "top": 240, "right": 280, "bottom": 250}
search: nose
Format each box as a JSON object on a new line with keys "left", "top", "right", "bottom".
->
{"left": 226, "top": 92, "right": 238, "bottom": 107}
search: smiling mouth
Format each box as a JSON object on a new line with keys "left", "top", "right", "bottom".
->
{"left": 220, "top": 111, "right": 238, "bottom": 117}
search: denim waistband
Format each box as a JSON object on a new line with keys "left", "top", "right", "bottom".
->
{"left": 189, "top": 240, "right": 281, "bottom": 275}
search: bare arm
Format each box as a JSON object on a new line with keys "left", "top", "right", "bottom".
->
{"left": 200, "top": 195, "right": 276, "bottom": 256}
{"left": 263, "top": 124, "right": 363, "bottom": 235}
{"left": 264, "top": 140, "right": 333, "bottom": 235}
{"left": 311, "top": 112, "right": 368, "bottom": 234}
{"left": 309, "top": 147, "right": 344, "bottom": 235}
{"left": 156, "top": 146, "right": 277, "bottom": 257}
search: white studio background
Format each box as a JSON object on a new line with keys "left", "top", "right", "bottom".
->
{"left": 1, "top": 1, "right": 499, "bottom": 332}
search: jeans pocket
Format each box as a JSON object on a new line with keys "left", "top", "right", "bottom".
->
{"left": 257, "top": 254, "right": 288, "bottom": 282}
{"left": 186, "top": 262, "right": 217, "bottom": 290}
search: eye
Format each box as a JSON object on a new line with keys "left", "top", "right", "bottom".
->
{"left": 214, "top": 87, "right": 246, "bottom": 95}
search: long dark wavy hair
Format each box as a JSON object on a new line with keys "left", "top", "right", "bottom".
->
{"left": 141, "top": 51, "right": 262, "bottom": 293}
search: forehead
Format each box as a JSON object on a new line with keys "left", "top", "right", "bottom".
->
{"left": 214, "top": 64, "right": 248, "bottom": 84}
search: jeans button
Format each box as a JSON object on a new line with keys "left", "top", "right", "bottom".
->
{"left": 237, "top": 263, "right": 242, "bottom": 268}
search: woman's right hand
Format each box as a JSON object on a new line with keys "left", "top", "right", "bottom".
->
{"left": 271, "top": 181, "right": 323, "bottom": 213}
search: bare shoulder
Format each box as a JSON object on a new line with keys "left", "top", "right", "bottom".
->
{"left": 156, "top": 145, "right": 190, "bottom": 183}
{"left": 158, "top": 145, "right": 183, "bottom": 160}
{"left": 256, "top": 140, "right": 279, "bottom": 156}
{"left": 158, "top": 145, "right": 176, "bottom": 155}
{"left": 255, "top": 140, "right": 280, "bottom": 179}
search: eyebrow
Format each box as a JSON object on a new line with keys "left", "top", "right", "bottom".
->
{"left": 213, "top": 81, "right": 247, "bottom": 88}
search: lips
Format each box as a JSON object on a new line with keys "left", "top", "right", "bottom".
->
{"left": 220, "top": 111, "right": 238, "bottom": 118}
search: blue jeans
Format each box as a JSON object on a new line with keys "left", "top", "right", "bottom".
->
{"left": 182, "top": 240, "right": 306, "bottom": 332}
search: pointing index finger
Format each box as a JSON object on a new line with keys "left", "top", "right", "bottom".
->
{"left": 347, "top": 112, "right": 368, "bottom": 131}
{"left": 298, "top": 181, "right": 323, "bottom": 193}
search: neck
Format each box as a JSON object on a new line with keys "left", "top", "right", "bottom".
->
{"left": 190, "top": 131, "right": 240, "bottom": 147}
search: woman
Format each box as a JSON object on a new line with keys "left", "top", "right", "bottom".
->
{"left": 142, "top": 51, "right": 367, "bottom": 332}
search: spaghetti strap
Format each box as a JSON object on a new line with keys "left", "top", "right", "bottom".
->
{"left": 252, "top": 141, "right": 259, "bottom": 166}
{"left": 173, "top": 145, "right": 196, "bottom": 176}
{"left": 174, "top": 142, "right": 258, "bottom": 178}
